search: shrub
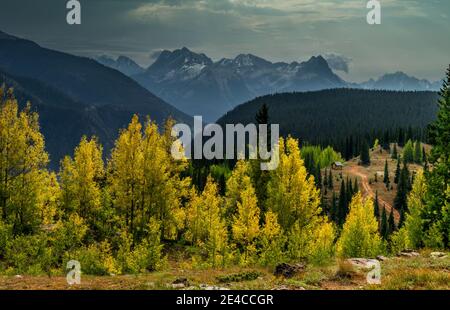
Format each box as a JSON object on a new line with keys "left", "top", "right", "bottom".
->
{"left": 4, "top": 233, "right": 53, "bottom": 274}
{"left": 117, "top": 218, "right": 165, "bottom": 273}
{"left": 67, "top": 241, "right": 120, "bottom": 276}
{"left": 216, "top": 271, "right": 262, "bottom": 283}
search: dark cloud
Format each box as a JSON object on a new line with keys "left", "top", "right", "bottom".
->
{"left": 325, "top": 54, "right": 352, "bottom": 73}
{"left": 0, "top": 0, "right": 448, "bottom": 80}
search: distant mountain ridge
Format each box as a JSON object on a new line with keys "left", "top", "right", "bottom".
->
{"left": 0, "top": 30, "right": 191, "bottom": 168}
{"left": 131, "top": 48, "right": 346, "bottom": 121}
{"left": 98, "top": 47, "right": 440, "bottom": 121}
{"left": 95, "top": 55, "right": 145, "bottom": 77}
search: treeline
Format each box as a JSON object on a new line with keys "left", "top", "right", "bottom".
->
{"left": 218, "top": 89, "right": 438, "bottom": 160}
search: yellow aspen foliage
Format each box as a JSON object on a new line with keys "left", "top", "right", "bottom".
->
{"left": 0, "top": 87, "right": 50, "bottom": 234}
{"left": 224, "top": 161, "right": 253, "bottom": 226}
{"left": 185, "top": 176, "right": 228, "bottom": 267}
{"left": 266, "top": 137, "right": 321, "bottom": 230}
{"left": 59, "top": 136, "right": 104, "bottom": 220}
{"left": 39, "top": 172, "right": 60, "bottom": 226}
{"left": 337, "top": 192, "right": 382, "bottom": 258}
{"left": 258, "top": 211, "right": 285, "bottom": 267}
{"left": 108, "top": 116, "right": 190, "bottom": 242}
{"left": 391, "top": 170, "right": 427, "bottom": 252}
{"left": 108, "top": 115, "right": 143, "bottom": 242}
{"left": 231, "top": 183, "right": 260, "bottom": 265}
{"left": 140, "top": 119, "right": 190, "bottom": 239}
{"left": 307, "top": 220, "right": 336, "bottom": 264}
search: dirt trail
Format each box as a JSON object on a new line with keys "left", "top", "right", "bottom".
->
{"left": 346, "top": 165, "right": 399, "bottom": 221}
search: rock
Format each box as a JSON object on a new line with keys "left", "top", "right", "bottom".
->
{"left": 376, "top": 255, "right": 389, "bottom": 261}
{"left": 172, "top": 278, "right": 189, "bottom": 289}
{"left": 397, "top": 251, "right": 420, "bottom": 258}
{"left": 346, "top": 258, "right": 379, "bottom": 269}
{"left": 274, "top": 263, "right": 305, "bottom": 278}
{"left": 430, "top": 252, "right": 448, "bottom": 259}
{"left": 14, "top": 275, "right": 23, "bottom": 279}
{"left": 199, "top": 284, "right": 230, "bottom": 290}
{"left": 272, "top": 285, "right": 290, "bottom": 290}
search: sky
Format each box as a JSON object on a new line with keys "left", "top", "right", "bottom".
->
{"left": 0, "top": 0, "right": 448, "bottom": 82}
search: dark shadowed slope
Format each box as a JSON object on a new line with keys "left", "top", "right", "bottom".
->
{"left": 0, "top": 31, "right": 192, "bottom": 168}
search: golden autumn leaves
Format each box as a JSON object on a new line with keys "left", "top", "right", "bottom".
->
{"left": 0, "top": 87, "right": 392, "bottom": 274}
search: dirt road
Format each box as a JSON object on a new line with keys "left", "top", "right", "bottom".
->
{"left": 347, "top": 165, "right": 399, "bottom": 221}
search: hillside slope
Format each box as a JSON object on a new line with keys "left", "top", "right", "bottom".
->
{"left": 218, "top": 89, "right": 439, "bottom": 147}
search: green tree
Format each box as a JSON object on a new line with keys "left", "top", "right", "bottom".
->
{"left": 0, "top": 87, "right": 51, "bottom": 235}
{"left": 425, "top": 65, "right": 450, "bottom": 247}
{"left": 383, "top": 160, "right": 390, "bottom": 184}
{"left": 391, "top": 144, "right": 398, "bottom": 159}
{"left": 59, "top": 136, "right": 105, "bottom": 236}
{"left": 394, "top": 159, "right": 401, "bottom": 184}
{"left": 388, "top": 209, "right": 396, "bottom": 234}
{"left": 414, "top": 141, "right": 422, "bottom": 164}
{"left": 380, "top": 207, "right": 388, "bottom": 240}
{"left": 360, "top": 140, "right": 370, "bottom": 166}
{"left": 402, "top": 140, "right": 414, "bottom": 164}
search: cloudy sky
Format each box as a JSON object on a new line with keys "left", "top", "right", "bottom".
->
{"left": 0, "top": 0, "right": 448, "bottom": 82}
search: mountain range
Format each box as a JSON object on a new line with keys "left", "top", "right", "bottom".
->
{"left": 0, "top": 31, "right": 191, "bottom": 168}
{"left": 95, "top": 47, "right": 442, "bottom": 121}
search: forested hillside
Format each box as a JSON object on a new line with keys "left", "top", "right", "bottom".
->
{"left": 218, "top": 89, "right": 439, "bottom": 158}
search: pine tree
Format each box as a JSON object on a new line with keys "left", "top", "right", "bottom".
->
{"left": 380, "top": 207, "right": 388, "bottom": 240}
{"left": 331, "top": 191, "right": 338, "bottom": 223}
{"left": 315, "top": 163, "right": 322, "bottom": 188}
{"left": 391, "top": 144, "right": 398, "bottom": 159}
{"left": 394, "top": 163, "right": 410, "bottom": 215}
{"left": 336, "top": 193, "right": 382, "bottom": 258}
{"left": 414, "top": 141, "right": 422, "bottom": 164}
{"left": 255, "top": 103, "right": 269, "bottom": 126}
{"left": 388, "top": 209, "right": 396, "bottom": 234}
{"left": 394, "top": 159, "right": 401, "bottom": 184}
{"left": 328, "top": 170, "right": 333, "bottom": 190}
{"left": 338, "top": 179, "right": 348, "bottom": 226}
{"left": 252, "top": 103, "right": 271, "bottom": 211}
{"left": 346, "top": 177, "right": 353, "bottom": 203}
{"left": 425, "top": 65, "right": 450, "bottom": 246}
{"left": 402, "top": 140, "right": 414, "bottom": 164}
{"left": 353, "top": 178, "right": 359, "bottom": 194}
{"left": 422, "top": 147, "right": 427, "bottom": 167}
{"left": 360, "top": 140, "right": 371, "bottom": 166}
{"left": 398, "top": 128, "right": 405, "bottom": 147}
{"left": 374, "top": 191, "right": 380, "bottom": 220}
{"left": 383, "top": 160, "right": 390, "bottom": 184}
